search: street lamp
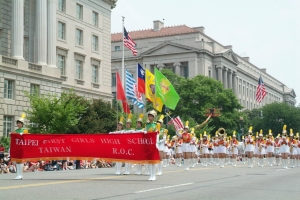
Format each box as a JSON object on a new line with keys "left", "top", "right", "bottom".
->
{"left": 239, "top": 117, "right": 244, "bottom": 141}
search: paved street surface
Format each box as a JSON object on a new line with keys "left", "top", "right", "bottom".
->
{"left": 1, "top": 161, "right": 299, "bottom": 200}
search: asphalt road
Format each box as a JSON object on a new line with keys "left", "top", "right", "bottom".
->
{"left": 1, "top": 161, "right": 299, "bottom": 200}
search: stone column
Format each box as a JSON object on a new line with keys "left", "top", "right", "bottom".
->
{"left": 217, "top": 66, "right": 223, "bottom": 83}
{"left": 11, "top": 0, "right": 24, "bottom": 59}
{"left": 36, "top": 0, "right": 47, "bottom": 65}
{"left": 173, "top": 62, "right": 181, "bottom": 76}
{"left": 47, "top": 0, "right": 56, "bottom": 67}
{"left": 223, "top": 67, "right": 228, "bottom": 88}
{"left": 228, "top": 70, "right": 233, "bottom": 89}
{"left": 232, "top": 72, "right": 237, "bottom": 95}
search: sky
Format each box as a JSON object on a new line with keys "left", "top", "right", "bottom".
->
{"left": 111, "top": 0, "right": 300, "bottom": 104}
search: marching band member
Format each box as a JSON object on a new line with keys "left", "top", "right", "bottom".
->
{"left": 231, "top": 132, "right": 239, "bottom": 167}
{"left": 145, "top": 110, "right": 159, "bottom": 181}
{"left": 213, "top": 132, "right": 219, "bottom": 165}
{"left": 296, "top": 133, "right": 300, "bottom": 167}
{"left": 254, "top": 132, "right": 259, "bottom": 165}
{"left": 225, "top": 137, "right": 230, "bottom": 165}
{"left": 217, "top": 128, "right": 227, "bottom": 168}
{"left": 163, "top": 135, "right": 170, "bottom": 168}
{"left": 280, "top": 125, "right": 289, "bottom": 169}
{"left": 208, "top": 135, "right": 214, "bottom": 165}
{"left": 256, "top": 130, "right": 266, "bottom": 167}
{"left": 201, "top": 132, "right": 209, "bottom": 167}
{"left": 265, "top": 130, "right": 274, "bottom": 166}
{"left": 156, "top": 115, "right": 166, "bottom": 176}
{"left": 274, "top": 134, "right": 281, "bottom": 166}
{"left": 190, "top": 129, "right": 197, "bottom": 168}
{"left": 241, "top": 136, "right": 246, "bottom": 164}
{"left": 174, "top": 133, "right": 183, "bottom": 166}
{"left": 123, "top": 114, "right": 134, "bottom": 175}
{"left": 180, "top": 121, "right": 191, "bottom": 170}
{"left": 112, "top": 116, "right": 125, "bottom": 175}
{"left": 135, "top": 114, "right": 144, "bottom": 175}
{"left": 12, "top": 114, "right": 27, "bottom": 180}
{"left": 245, "top": 126, "right": 255, "bottom": 168}
{"left": 288, "top": 129, "right": 297, "bottom": 168}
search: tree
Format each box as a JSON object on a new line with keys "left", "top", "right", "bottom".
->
{"left": 25, "top": 91, "right": 88, "bottom": 134}
{"left": 247, "top": 102, "right": 300, "bottom": 135}
{"left": 160, "top": 69, "right": 243, "bottom": 135}
{"left": 68, "top": 99, "right": 117, "bottom": 133}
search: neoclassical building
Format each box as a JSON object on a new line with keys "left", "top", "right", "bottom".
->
{"left": 111, "top": 20, "right": 296, "bottom": 111}
{"left": 0, "top": 0, "right": 117, "bottom": 136}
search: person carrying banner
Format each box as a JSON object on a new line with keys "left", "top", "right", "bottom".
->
{"left": 110, "top": 116, "right": 124, "bottom": 175}
{"left": 12, "top": 114, "right": 27, "bottom": 180}
{"left": 123, "top": 114, "right": 133, "bottom": 175}
{"left": 145, "top": 110, "right": 159, "bottom": 181}
{"left": 134, "top": 114, "right": 144, "bottom": 175}
{"left": 156, "top": 115, "right": 166, "bottom": 176}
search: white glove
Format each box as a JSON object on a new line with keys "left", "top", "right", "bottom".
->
{"left": 20, "top": 132, "right": 23, "bottom": 136}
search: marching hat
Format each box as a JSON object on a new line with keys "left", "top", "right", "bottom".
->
{"left": 126, "top": 113, "right": 132, "bottom": 123}
{"left": 268, "top": 129, "right": 272, "bottom": 136}
{"left": 118, "top": 116, "right": 124, "bottom": 126}
{"left": 191, "top": 128, "right": 195, "bottom": 134}
{"left": 256, "top": 132, "right": 259, "bottom": 138}
{"left": 157, "top": 115, "right": 164, "bottom": 124}
{"left": 203, "top": 131, "right": 207, "bottom": 138}
{"left": 248, "top": 126, "right": 253, "bottom": 135}
{"left": 295, "top": 133, "right": 299, "bottom": 139}
{"left": 16, "top": 113, "right": 26, "bottom": 124}
{"left": 184, "top": 121, "right": 189, "bottom": 129}
{"left": 259, "top": 129, "right": 263, "bottom": 137}
{"left": 232, "top": 131, "right": 236, "bottom": 137}
{"left": 137, "top": 114, "right": 144, "bottom": 123}
{"left": 147, "top": 110, "right": 157, "bottom": 117}
{"left": 276, "top": 134, "right": 280, "bottom": 139}
{"left": 290, "top": 129, "right": 294, "bottom": 137}
{"left": 282, "top": 125, "right": 287, "bottom": 135}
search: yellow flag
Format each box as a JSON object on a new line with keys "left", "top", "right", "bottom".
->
{"left": 145, "top": 69, "right": 163, "bottom": 112}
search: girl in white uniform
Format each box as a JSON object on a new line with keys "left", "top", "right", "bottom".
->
{"left": 200, "top": 132, "right": 210, "bottom": 167}
{"left": 288, "top": 129, "right": 298, "bottom": 168}
{"left": 296, "top": 133, "right": 300, "bottom": 167}
{"left": 190, "top": 129, "right": 197, "bottom": 168}
{"left": 212, "top": 133, "right": 219, "bottom": 165}
{"left": 265, "top": 130, "right": 274, "bottom": 166}
{"left": 174, "top": 134, "right": 183, "bottom": 166}
{"left": 230, "top": 132, "right": 239, "bottom": 167}
{"left": 256, "top": 130, "right": 266, "bottom": 167}
{"left": 217, "top": 128, "right": 227, "bottom": 168}
{"left": 274, "top": 135, "right": 281, "bottom": 166}
{"left": 279, "top": 125, "right": 289, "bottom": 169}
{"left": 157, "top": 115, "right": 166, "bottom": 176}
{"left": 245, "top": 126, "right": 255, "bottom": 168}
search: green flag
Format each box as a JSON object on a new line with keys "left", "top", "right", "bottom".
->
{"left": 155, "top": 68, "right": 180, "bottom": 110}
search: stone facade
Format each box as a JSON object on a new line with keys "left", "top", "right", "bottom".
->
{"left": 0, "top": 0, "right": 117, "bottom": 137}
{"left": 111, "top": 21, "right": 296, "bottom": 112}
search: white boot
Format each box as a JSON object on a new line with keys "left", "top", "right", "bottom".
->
{"left": 115, "top": 162, "right": 121, "bottom": 175}
{"left": 282, "top": 159, "right": 286, "bottom": 169}
{"left": 135, "top": 164, "right": 142, "bottom": 175}
{"left": 233, "top": 158, "right": 237, "bottom": 167}
{"left": 249, "top": 158, "right": 253, "bottom": 168}
{"left": 290, "top": 159, "right": 294, "bottom": 168}
{"left": 144, "top": 164, "right": 150, "bottom": 175}
{"left": 248, "top": 158, "right": 251, "bottom": 168}
{"left": 163, "top": 159, "right": 167, "bottom": 168}
{"left": 148, "top": 164, "right": 153, "bottom": 181}
{"left": 156, "top": 161, "right": 163, "bottom": 176}
{"left": 275, "top": 158, "right": 280, "bottom": 166}
{"left": 220, "top": 158, "right": 224, "bottom": 168}
{"left": 184, "top": 159, "right": 190, "bottom": 170}
{"left": 14, "top": 164, "right": 23, "bottom": 180}
{"left": 215, "top": 158, "right": 219, "bottom": 166}
{"left": 151, "top": 164, "right": 157, "bottom": 181}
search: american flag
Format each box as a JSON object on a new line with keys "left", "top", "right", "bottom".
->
{"left": 168, "top": 116, "right": 184, "bottom": 131}
{"left": 124, "top": 27, "right": 137, "bottom": 56}
{"left": 255, "top": 75, "right": 267, "bottom": 103}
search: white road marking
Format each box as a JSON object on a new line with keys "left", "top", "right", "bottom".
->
{"left": 134, "top": 182, "right": 194, "bottom": 193}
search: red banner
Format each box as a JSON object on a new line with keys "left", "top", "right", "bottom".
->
{"left": 10, "top": 132, "right": 160, "bottom": 164}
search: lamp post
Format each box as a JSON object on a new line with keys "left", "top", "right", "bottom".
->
{"left": 239, "top": 117, "right": 244, "bottom": 141}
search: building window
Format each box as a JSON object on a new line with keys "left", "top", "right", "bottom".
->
{"left": 92, "top": 11, "right": 98, "bottom": 27}
{"left": 3, "top": 116, "right": 13, "bottom": 137}
{"left": 4, "top": 79, "right": 14, "bottom": 99}
{"left": 30, "top": 84, "right": 39, "bottom": 95}
{"left": 75, "top": 60, "right": 83, "bottom": 79}
{"left": 92, "top": 35, "right": 98, "bottom": 51}
{"left": 92, "top": 65, "right": 98, "bottom": 83}
{"left": 115, "top": 46, "right": 120, "bottom": 51}
{"left": 57, "top": 55, "right": 65, "bottom": 75}
{"left": 58, "top": 22, "right": 65, "bottom": 40}
{"left": 76, "top": 4, "right": 83, "bottom": 20}
{"left": 183, "top": 66, "right": 189, "bottom": 78}
{"left": 58, "top": 0, "right": 65, "bottom": 12}
{"left": 76, "top": 29, "right": 83, "bottom": 46}
{"left": 111, "top": 73, "right": 116, "bottom": 87}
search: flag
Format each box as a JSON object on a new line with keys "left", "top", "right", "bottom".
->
{"left": 137, "top": 63, "right": 145, "bottom": 94}
{"left": 255, "top": 75, "right": 267, "bottom": 103}
{"left": 168, "top": 116, "right": 184, "bottom": 131}
{"left": 145, "top": 69, "right": 163, "bottom": 112}
{"left": 155, "top": 68, "right": 180, "bottom": 110}
{"left": 116, "top": 72, "right": 130, "bottom": 114}
{"left": 124, "top": 27, "right": 137, "bottom": 56}
{"left": 125, "top": 70, "right": 144, "bottom": 108}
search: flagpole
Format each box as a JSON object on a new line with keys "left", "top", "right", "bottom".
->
{"left": 122, "top": 16, "right": 125, "bottom": 88}
{"left": 260, "top": 74, "right": 263, "bottom": 118}
{"left": 116, "top": 67, "right": 119, "bottom": 128}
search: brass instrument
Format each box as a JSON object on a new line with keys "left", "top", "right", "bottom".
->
{"left": 218, "top": 128, "right": 226, "bottom": 136}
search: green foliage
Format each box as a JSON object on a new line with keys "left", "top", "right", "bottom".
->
{"left": 68, "top": 99, "right": 117, "bottom": 133}
{"left": 25, "top": 91, "right": 88, "bottom": 134}
{"left": 160, "top": 69, "right": 243, "bottom": 135}
{"left": 245, "top": 102, "right": 300, "bottom": 135}
{"left": 0, "top": 136, "right": 10, "bottom": 152}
